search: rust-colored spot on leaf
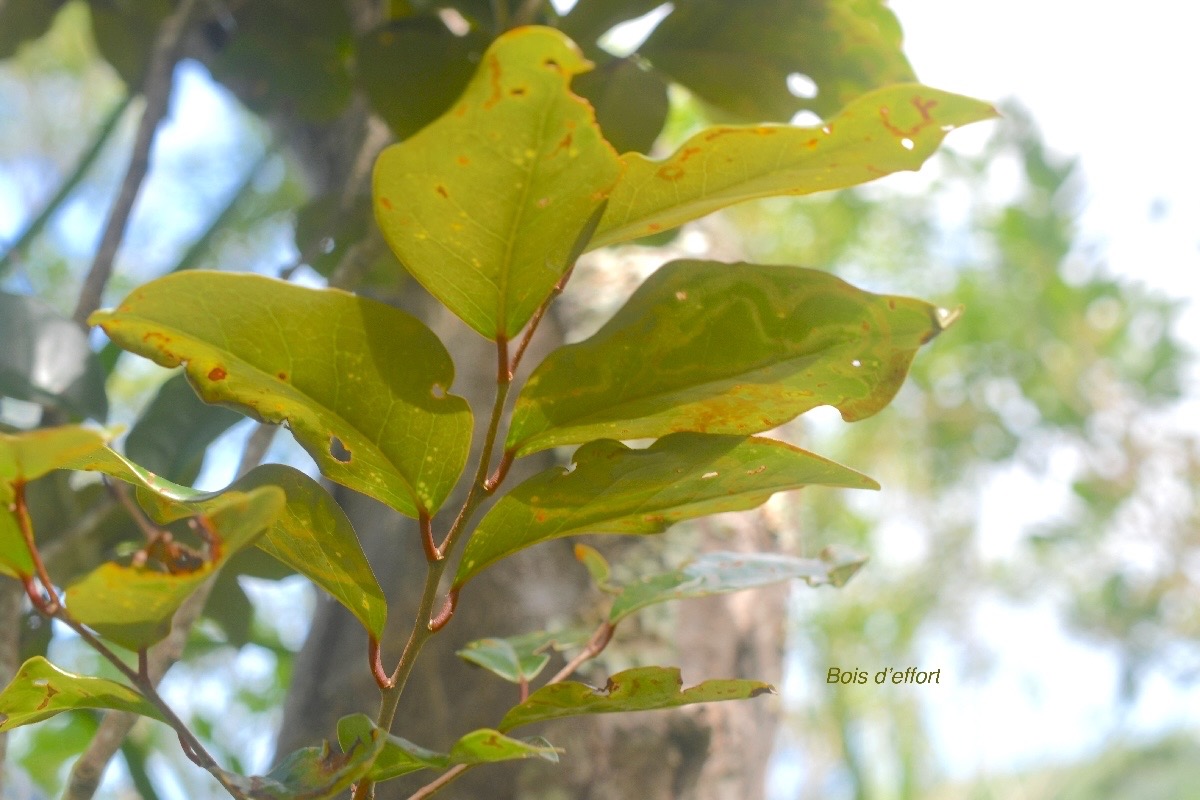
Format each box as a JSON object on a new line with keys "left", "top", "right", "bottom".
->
{"left": 208, "top": 367, "right": 227, "bottom": 381}
{"left": 647, "top": 223, "right": 662, "bottom": 232}
{"left": 436, "top": 185, "right": 449, "bottom": 199}
{"left": 879, "top": 95, "right": 940, "bottom": 139}
{"left": 457, "top": 155, "right": 470, "bottom": 166}
{"left": 552, "top": 131, "right": 574, "bottom": 156}
{"left": 277, "top": 371, "right": 288, "bottom": 381}
{"left": 36, "top": 685, "right": 60, "bottom": 711}
{"left": 679, "top": 146, "right": 702, "bottom": 163}
{"left": 380, "top": 197, "right": 393, "bottom": 211}
{"left": 887, "top": 299, "right": 897, "bottom": 310}
{"left": 510, "top": 86, "right": 527, "bottom": 96}
{"left": 657, "top": 164, "right": 685, "bottom": 181}
{"left": 484, "top": 55, "right": 503, "bottom": 108}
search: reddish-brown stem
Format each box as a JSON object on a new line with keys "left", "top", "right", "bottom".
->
{"left": 484, "top": 450, "right": 514, "bottom": 493}
{"left": 137, "top": 649, "right": 149, "bottom": 682}
{"left": 496, "top": 333, "right": 512, "bottom": 384}
{"left": 510, "top": 263, "right": 574, "bottom": 378}
{"left": 14, "top": 482, "right": 62, "bottom": 614}
{"left": 547, "top": 621, "right": 615, "bottom": 685}
{"left": 418, "top": 511, "right": 440, "bottom": 562}
{"left": 369, "top": 637, "right": 394, "bottom": 691}
{"left": 518, "top": 676, "right": 529, "bottom": 703}
{"left": 428, "top": 587, "right": 460, "bottom": 632}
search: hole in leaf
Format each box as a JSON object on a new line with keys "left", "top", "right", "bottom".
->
{"left": 329, "top": 436, "right": 352, "bottom": 463}
{"left": 430, "top": 383, "right": 446, "bottom": 399}
{"left": 851, "top": 359, "right": 862, "bottom": 368}
{"left": 900, "top": 138, "right": 915, "bottom": 151}
{"left": 701, "top": 471, "right": 718, "bottom": 479}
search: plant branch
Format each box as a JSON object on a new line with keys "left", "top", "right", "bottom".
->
{"left": 72, "top": 0, "right": 199, "bottom": 327}
{"left": 407, "top": 764, "right": 470, "bottom": 800}
{"left": 546, "top": 620, "right": 615, "bottom": 685}
{"left": 0, "top": 95, "right": 133, "bottom": 279}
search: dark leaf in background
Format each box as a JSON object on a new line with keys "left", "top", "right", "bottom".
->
{"left": 0, "top": 0, "right": 65, "bottom": 59}
{"left": 356, "top": 16, "right": 488, "bottom": 140}
{"left": 641, "top": 0, "right": 914, "bottom": 120}
{"left": 126, "top": 373, "right": 243, "bottom": 486}
{"left": 572, "top": 56, "right": 669, "bottom": 154}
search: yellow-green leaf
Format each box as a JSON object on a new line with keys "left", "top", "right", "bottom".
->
{"left": 1, "top": 426, "right": 109, "bottom": 579}
{"left": 0, "top": 656, "right": 164, "bottom": 733}
{"left": 507, "top": 260, "right": 957, "bottom": 457}
{"left": 64, "top": 486, "right": 284, "bottom": 650}
{"left": 498, "top": 666, "right": 774, "bottom": 731}
{"left": 589, "top": 84, "right": 997, "bottom": 248}
{"left": 89, "top": 271, "right": 472, "bottom": 517}
{"left": 220, "top": 722, "right": 386, "bottom": 800}
{"left": 456, "top": 433, "right": 876, "bottom": 586}
{"left": 373, "top": 25, "right": 623, "bottom": 339}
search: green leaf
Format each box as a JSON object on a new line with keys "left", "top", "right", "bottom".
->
{"left": 66, "top": 449, "right": 387, "bottom": 640}
{"left": 1, "top": 426, "right": 110, "bottom": 578}
{"left": 507, "top": 260, "right": 957, "bottom": 456}
{"left": 0, "top": 656, "right": 163, "bottom": 732}
{"left": 125, "top": 373, "right": 243, "bottom": 485}
{"left": 234, "top": 464, "right": 387, "bottom": 639}
{"left": 64, "top": 486, "right": 285, "bottom": 650}
{"left": 373, "top": 25, "right": 624, "bottom": 339}
{"left": 0, "top": 292, "right": 108, "bottom": 421}
{"left": 589, "top": 84, "right": 997, "bottom": 248}
{"left": 89, "top": 271, "right": 472, "bottom": 518}
{"left": 209, "top": 0, "right": 354, "bottom": 121}
{"left": 498, "top": 666, "right": 774, "bottom": 731}
{"left": 572, "top": 57, "right": 669, "bottom": 154}
{"left": 640, "top": 0, "right": 914, "bottom": 120}
{"left": 457, "top": 630, "right": 587, "bottom": 684}
{"left": 609, "top": 548, "right": 868, "bottom": 624}
{"left": 336, "top": 714, "right": 559, "bottom": 783}
{"left": 456, "top": 433, "right": 876, "bottom": 586}
{"left": 221, "top": 721, "right": 385, "bottom": 800}
{"left": 88, "top": 0, "right": 170, "bottom": 87}
{"left": 356, "top": 16, "right": 487, "bottom": 139}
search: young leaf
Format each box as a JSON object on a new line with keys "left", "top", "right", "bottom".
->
{"left": 0, "top": 292, "right": 108, "bottom": 421}
{"left": 507, "top": 260, "right": 957, "bottom": 456}
{"left": 89, "top": 271, "right": 472, "bottom": 518}
{"left": 373, "top": 26, "right": 623, "bottom": 339}
{"left": 574, "top": 543, "right": 618, "bottom": 593}
{"left": 219, "top": 721, "right": 386, "bottom": 800}
{"left": 66, "top": 449, "right": 388, "bottom": 640}
{"left": 588, "top": 84, "right": 997, "bottom": 248}
{"left": 456, "top": 433, "right": 876, "bottom": 586}
{"left": 64, "top": 486, "right": 285, "bottom": 650}
{"left": 498, "top": 666, "right": 774, "bottom": 731}
{"left": 457, "top": 630, "right": 588, "bottom": 684}
{"left": 336, "top": 714, "right": 560, "bottom": 783}
{"left": 1, "top": 426, "right": 110, "bottom": 579}
{"left": 0, "top": 656, "right": 164, "bottom": 732}
{"left": 608, "top": 548, "right": 868, "bottom": 624}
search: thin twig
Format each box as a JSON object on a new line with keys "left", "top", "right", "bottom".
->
{"left": 407, "top": 764, "right": 470, "bottom": 800}
{"left": 0, "top": 95, "right": 133, "bottom": 279}
{"left": 72, "top": 0, "right": 200, "bottom": 327}
{"left": 546, "top": 621, "right": 614, "bottom": 685}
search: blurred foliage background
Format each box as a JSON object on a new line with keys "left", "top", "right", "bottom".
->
{"left": 0, "top": 1, "right": 1197, "bottom": 799}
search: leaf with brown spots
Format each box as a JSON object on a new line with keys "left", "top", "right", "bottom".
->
{"left": 507, "top": 260, "right": 957, "bottom": 457}
{"left": 0, "top": 656, "right": 163, "bottom": 732}
{"left": 89, "top": 271, "right": 472, "bottom": 518}
{"left": 64, "top": 486, "right": 284, "bottom": 650}
{"left": 455, "top": 433, "right": 875, "bottom": 587}
{"left": 498, "top": 666, "right": 774, "bottom": 731}
{"left": 373, "top": 26, "right": 623, "bottom": 339}
{"left": 335, "top": 714, "right": 560, "bottom": 783}
{"left": 590, "top": 83, "right": 996, "bottom": 248}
